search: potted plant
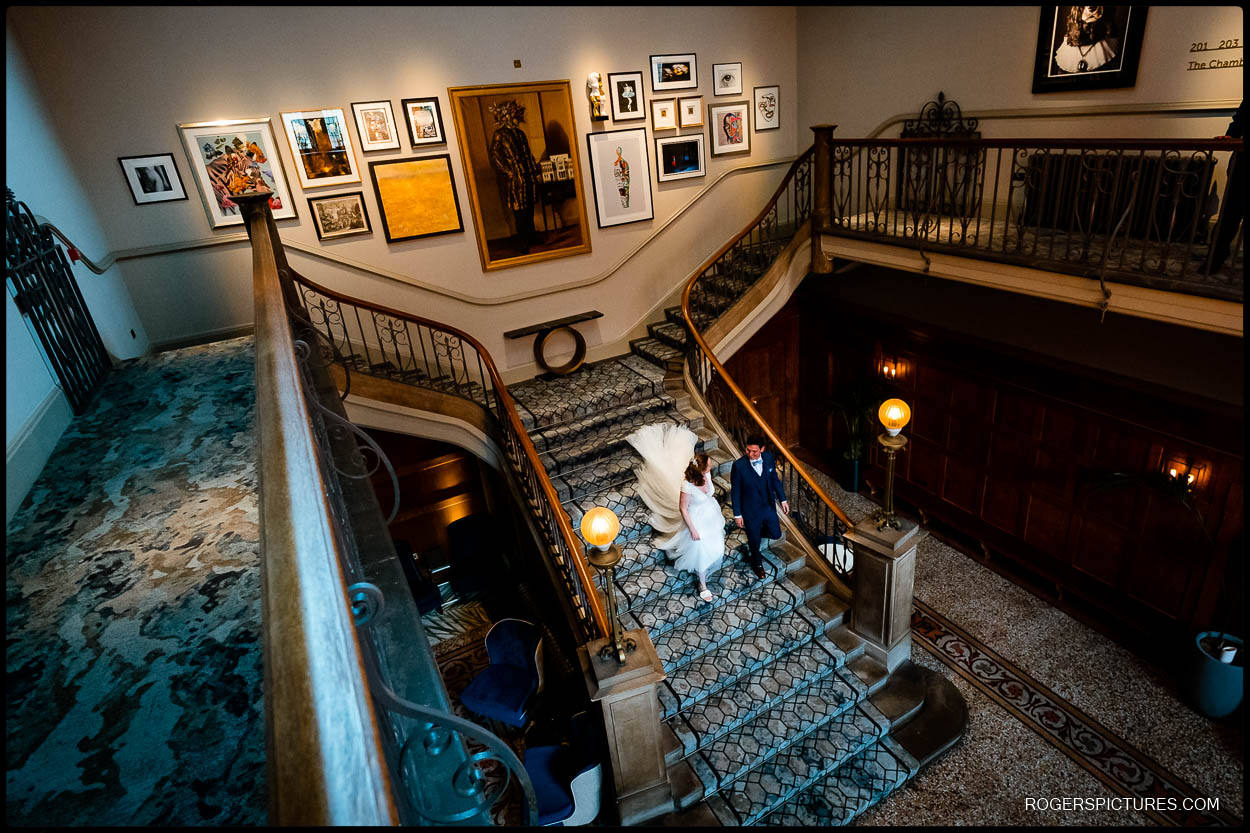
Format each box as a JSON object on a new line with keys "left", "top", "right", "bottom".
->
{"left": 830, "top": 374, "right": 888, "bottom": 494}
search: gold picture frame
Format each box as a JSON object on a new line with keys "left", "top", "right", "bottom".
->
{"left": 448, "top": 79, "right": 592, "bottom": 272}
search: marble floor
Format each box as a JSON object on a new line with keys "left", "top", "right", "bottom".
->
{"left": 5, "top": 334, "right": 1242, "bottom": 826}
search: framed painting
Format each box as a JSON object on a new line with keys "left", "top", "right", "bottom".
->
{"left": 279, "top": 108, "right": 362, "bottom": 190}
{"left": 402, "top": 97, "right": 447, "bottom": 146}
{"left": 586, "top": 127, "right": 654, "bottom": 228}
{"left": 306, "top": 191, "right": 372, "bottom": 241}
{"left": 607, "top": 71, "right": 646, "bottom": 121}
{"left": 753, "top": 85, "right": 780, "bottom": 131}
{"left": 448, "top": 79, "right": 592, "bottom": 271}
{"left": 177, "top": 117, "right": 297, "bottom": 228}
{"left": 368, "top": 155, "right": 464, "bottom": 243}
{"left": 351, "top": 100, "right": 401, "bottom": 152}
{"left": 678, "top": 95, "right": 704, "bottom": 128}
{"left": 656, "top": 134, "right": 706, "bottom": 183}
{"left": 709, "top": 101, "right": 750, "bottom": 156}
{"left": 650, "top": 53, "right": 697, "bottom": 91}
{"left": 1032, "top": 6, "right": 1148, "bottom": 93}
{"left": 651, "top": 98, "right": 677, "bottom": 131}
{"left": 118, "top": 153, "right": 187, "bottom": 205}
{"left": 712, "top": 62, "right": 743, "bottom": 96}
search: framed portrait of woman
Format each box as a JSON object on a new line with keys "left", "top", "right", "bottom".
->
{"left": 1031, "top": 6, "right": 1148, "bottom": 93}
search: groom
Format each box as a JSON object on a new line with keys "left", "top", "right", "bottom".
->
{"left": 731, "top": 433, "right": 789, "bottom": 579}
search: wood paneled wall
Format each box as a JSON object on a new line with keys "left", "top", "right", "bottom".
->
{"left": 791, "top": 284, "right": 1244, "bottom": 651}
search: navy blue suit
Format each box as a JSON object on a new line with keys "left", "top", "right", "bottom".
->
{"left": 731, "top": 452, "right": 787, "bottom": 568}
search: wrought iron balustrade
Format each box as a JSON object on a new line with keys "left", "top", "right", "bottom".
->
{"left": 237, "top": 193, "right": 539, "bottom": 825}
{"left": 823, "top": 136, "right": 1244, "bottom": 302}
{"left": 680, "top": 148, "right": 857, "bottom": 583}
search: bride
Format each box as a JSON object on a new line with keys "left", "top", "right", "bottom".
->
{"left": 626, "top": 423, "right": 725, "bottom": 603}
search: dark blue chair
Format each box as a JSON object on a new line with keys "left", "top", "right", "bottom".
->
{"left": 459, "top": 618, "right": 544, "bottom": 729}
{"left": 523, "top": 712, "right": 603, "bottom": 825}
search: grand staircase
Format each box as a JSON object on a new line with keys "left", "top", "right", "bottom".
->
{"left": 507, "top": 307, "right": 965, "bottom": 826}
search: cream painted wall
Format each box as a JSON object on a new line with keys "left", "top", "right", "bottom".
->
{"left": 796, "top": 6, "right": 1243, "bottom": 139}
{"left": 8, "top": 5, "right": 800, "bottom": 371}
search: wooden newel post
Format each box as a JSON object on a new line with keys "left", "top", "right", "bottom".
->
{"left": 232, "top": 190, "right": 300, "bottom": 309}
{"left": 810, "top": 124, "right": 837, "bottom": 274}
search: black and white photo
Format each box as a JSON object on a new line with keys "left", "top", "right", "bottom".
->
{"left": 607, "top": 71, "right": 646, "bottom": 121}
{"left": 118, "top": 153, "right": 188, "bottom": 205}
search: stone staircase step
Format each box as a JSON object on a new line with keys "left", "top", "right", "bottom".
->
{"left": 625, "top": 550, "right": 798, "bottom": 642}
{"left": 867, "top": 660, "right": 927, "bottom": 728}
{"left": 846, "top": 653, "right": 890, "bottom": 695}
{"left": 547, "top": 445, "right": 639, "bottom": 503}
{"left": 753, "top": 736, "right": 918, "bottom": 827}
{"left": 631, "top": 337, "right": 684, "bottom": 371}
{"left": 539, "top": 407, "right": 688, "bottom": 475}
{"left": 686, "top": 667, "right": 867, "bottom": 798}
{"left": 648, "top": 320, "right": 689, "bottom": 350}
{"left": 657, "top": 604, "right": 832, "bottom": 718}
{"left": 805, "top": 592, "right": 850, "bottom": 632}
{"left": 508, "top": 354, "right": 665, "bottom": 432}
{"left": 650, "top": 575, "right": 807, "bottom": 672}
{"left": 665, "top": 635, "right": 857, "bottom": 756}
{"left": 615, "top": 542, "right": 786, "bottom": 616}
{"left": 528, "top": 395, "right": 678, "bottom": 455}
{"left": 706, "top": 700, "right": 892, "bottom": 826}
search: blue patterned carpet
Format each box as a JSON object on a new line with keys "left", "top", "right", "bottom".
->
{"left": 5, "top": 336, "right": 266, "bottom": 826}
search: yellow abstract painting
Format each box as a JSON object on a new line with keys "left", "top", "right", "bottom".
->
{"left": 369, "top": 155, "right": 463, "bottom": 241}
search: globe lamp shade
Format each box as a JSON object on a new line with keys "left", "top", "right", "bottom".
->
{"left": 580, "top": 506, "right": 620, "bottom": 550}
{"left": 878, "top": 399, "right": 911, "bottom": 437}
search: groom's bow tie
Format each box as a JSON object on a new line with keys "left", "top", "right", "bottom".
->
{"left": 751, "top": 459, "right": 763, "bottom": 471}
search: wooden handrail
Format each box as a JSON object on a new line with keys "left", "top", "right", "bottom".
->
{"left": 680, "top": 148, "right": 855, "bottom": 532}
{"left": 237, "top": 192, "right": 397, "bottom": 825}
{"left": 285, "top": 267, "right": 610, "bottom": 641}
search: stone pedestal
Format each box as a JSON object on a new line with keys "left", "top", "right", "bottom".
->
{"left": 845, "top": 519, "right": 924, "bottom": 672}
{"left": 582, "top": 629, "right": 671, "bottom": 825}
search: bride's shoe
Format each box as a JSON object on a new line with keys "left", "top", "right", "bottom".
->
{"left": 698, "top": 587, "right": 714, "bottom": 603}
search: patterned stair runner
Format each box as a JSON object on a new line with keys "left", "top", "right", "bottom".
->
{"left": 506, "top": 304, "right": 928, "bottom": 825}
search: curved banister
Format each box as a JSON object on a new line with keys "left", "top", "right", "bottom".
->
{"left": 680, "top": 145, "right": 857, "bottom": 543}
{"left": 284, "top": 268, "right": 610, "bottom": 642}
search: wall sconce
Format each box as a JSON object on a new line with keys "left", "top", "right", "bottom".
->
{"left": 1164, "top": 457, "right": 1205, "bottom": 492}
{"left": 879, "top": 354, "right": 903, "bottom": 382}
{"left": 580, "top": 507, "right": 635, "bottom": 663}
{"left": 872, "top": 398, "right": 912, "bottom": 530}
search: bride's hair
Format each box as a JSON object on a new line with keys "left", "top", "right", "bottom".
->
{"left": 684, "top": 452, "right": 711, "bottom": 486}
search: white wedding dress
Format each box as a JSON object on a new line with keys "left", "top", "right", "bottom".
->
{"left": 626, "top": 422, "right": 726, "bottom": 577}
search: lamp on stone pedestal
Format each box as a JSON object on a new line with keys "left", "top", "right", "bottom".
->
{"left": 580, "top": 507, "right": 636, "bottom": 664}
{"left": 872, "top": 398, "right": 911, "bottom": 531}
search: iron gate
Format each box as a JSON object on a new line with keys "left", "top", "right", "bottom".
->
{"left": 5, "top": 188, "right": 111, "bottom": 414}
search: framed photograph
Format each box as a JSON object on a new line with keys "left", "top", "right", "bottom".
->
{"left": 368, "top": 155, "right": 463, "bottom": 243}
{"left": 656, "top": 134, "right": 706, "bottom": 183}
{"left": 279, "top": 108, "right": 362, "bottom": 190}
{"left": 651, "top": 98, "right": 677, "bottom": 131}
{"left": 678, "top": 96, "right": 704, "bottom": 128}
{"left": 586, "top": 128, "right": 654, "bottom": 228}
{"left": 1031, "top": 6, "right": 1148, "bottom": 93}
{"left": 448, "top": 79, "right": 592, "bottom": 271}
{"left": 118, "top": 153, "right": 187, "bottom": 205}
{"left": 306, "top": 191, "right": 372, "bottom": 241}
{"left": 709, "top": 101, "right": 751, "bottom": 156}
{"left": 402, "top": 97, "right": 447, "bottom": 146}
{"left": 753, "top": 85, "right": 780, "bottom": 132}
{"left": 650, "top": 53, "right": 698, "bottom": 91}
{"left": 351, "top": 100, "right": 401, "bottom": 152}
{"left": 177, "top": 117, "right": 297, "bottom": 228}
{"left": 712, "top": 62, "right": 743, "bottom": 96}
{"left": 607, "top": 71, "right": 646, "bottom": 121}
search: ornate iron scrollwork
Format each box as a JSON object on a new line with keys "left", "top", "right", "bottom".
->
{"left": 901, "top": 91, "right": 979, "bottom": 139}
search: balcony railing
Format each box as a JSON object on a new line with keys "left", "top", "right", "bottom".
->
{"left": 822, "top": 136, "right": 1244, "bottom": 302}
{"left": 237, "top": 193, "right": 538, "bottom": 826}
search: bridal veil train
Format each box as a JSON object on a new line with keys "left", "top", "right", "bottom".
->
{"left": 626, "top": 422, "right": 726, "bottom": 590}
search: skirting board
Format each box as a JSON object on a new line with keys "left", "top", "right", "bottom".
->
{"left": 6, "top": 386, "right": 73, "bottom": 526}
{"left": 150, "top": 324, "right": 255, "bottom": 355}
